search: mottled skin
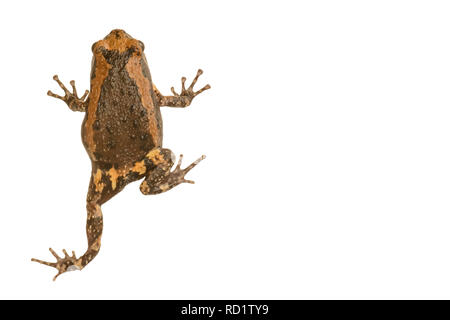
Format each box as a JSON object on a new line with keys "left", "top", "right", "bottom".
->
{"left": 32, "top": 29, "right": 210, "bottom": 280}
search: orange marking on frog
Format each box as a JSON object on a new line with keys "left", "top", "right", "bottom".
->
{"left": 146, "top": 149, "right": 165, "bottom": 165}
{"left": 93, "top": 169, "right": 105, "bottom": 192}
{"left": 94, "top": 29, "right": 141, "bottom": 53}
{"left": 84, "top": 53, "right": 111, "bottom": 160}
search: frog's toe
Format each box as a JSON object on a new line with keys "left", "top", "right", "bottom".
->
{"left": 194, "top": 84, "right": 211, "bottom": 97}
{"left": 179, "top": 154, "right": 206, "bottom": 175}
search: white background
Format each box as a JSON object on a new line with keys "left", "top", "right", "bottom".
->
{"left": 1, "top": 0, "right": 450, "bottom": 299}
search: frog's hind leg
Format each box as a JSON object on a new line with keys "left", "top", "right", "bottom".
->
{"left": 31, "top": 168, "right": 124, "bottom": 280}
{"left": 139, "top": 148, "right": 206, "bottom": 195}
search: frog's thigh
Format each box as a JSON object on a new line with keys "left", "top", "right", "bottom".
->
{"left": 89, "top": 168, "right": 126, "bottom": 205}
{"left": 138, "top": 148, "right": 175, "bottom": 195}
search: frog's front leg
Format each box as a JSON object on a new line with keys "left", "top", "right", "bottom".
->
{"left": 140, "top": 149, "right": 206, "bottom": 195}
{"left": 154, "top": 69, "right": 211, "bottom": 108}
{"left": 47, "top": 75, "right": 89, "bottom": 112}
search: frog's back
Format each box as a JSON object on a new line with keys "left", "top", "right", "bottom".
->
{"left": 82, "top": 30, "right": 162, "bottom": 169}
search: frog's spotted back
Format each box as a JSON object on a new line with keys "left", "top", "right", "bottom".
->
{"left": 32, "top": 29, "right": 211, "bottom": 280}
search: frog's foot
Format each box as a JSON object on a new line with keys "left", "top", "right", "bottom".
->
{"left": 31, "top": 248, "right": 82, "bottom": 281}
{"left": 170, "top": 69, "right": 211, "bottom": 105}
{"left": 48, "top": 75, "right": 89, "bottom": 111}
{"left": 140, "top": 154, "right": 206, "bottom": 195}
{"left": 169, "top": 154, "right": 206, "bottom": 184}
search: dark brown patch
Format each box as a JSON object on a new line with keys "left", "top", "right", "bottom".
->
{"left": 92, "top": 48, "right": 155, "bottom": 168}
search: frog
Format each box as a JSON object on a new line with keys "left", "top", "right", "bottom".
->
{"left": 31, "top": 29, "right": 210, "bottom": 280}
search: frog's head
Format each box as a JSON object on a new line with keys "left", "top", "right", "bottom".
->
{"left": 91, "top": 29, "right": 145, "bottom": 57}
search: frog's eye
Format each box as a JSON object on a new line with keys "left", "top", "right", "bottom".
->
{"left": 91, "top": 41, "right": 99, "bottom": 52}
{"left": 138, "top": 41, "right": 145, "bottom": 51}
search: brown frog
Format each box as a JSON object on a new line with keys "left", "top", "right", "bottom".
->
{"left": 32, "top": 29, "right": 210, "bottom": 280}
